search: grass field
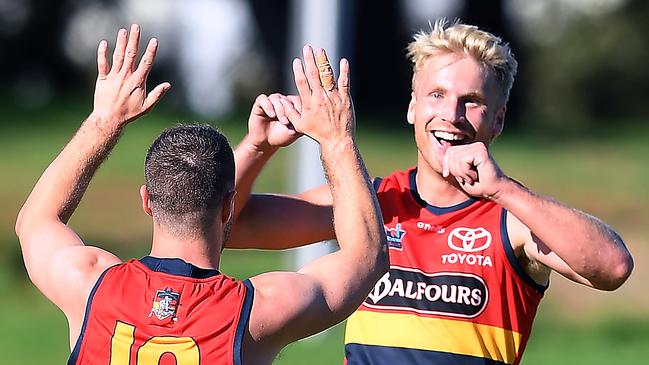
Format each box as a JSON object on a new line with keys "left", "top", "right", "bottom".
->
{"left": 0, "top": 102, "right": 647, "bottom": 364}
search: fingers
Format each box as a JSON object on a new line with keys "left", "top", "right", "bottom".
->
{"left": 121, "top": 24, "right": 141, "bottom": 73}
{"left": 111, "top": 28, "right": 128, "bottom": 74}
{"left": 143, "top": 82, "right": 171, "bottom": 112}
{"left": 338, "top": 58, "right": 350, "bottom": 94}
{"left": 97, "top": 40, "right": 109, "bottom": 78}
{"left": 286, "top": 95, "right": 302, "bottom": 113}
{"left": 253, "top": 94, "right": 299, "bottom": 130}
{"left": 254, "top": 94, "right": 276, "bottom": 118}
{"left": 276, "top": 99, "right": 300, "bottom": 136}
{"left": 293, "top": 58, "right": 311, "bottom": 99}
{"left": 133, "top": 38, "right": 158, "bottom": 82}
{"left": 268, "top": 94, "right": 292, "bottom": 127}
{"left": 294, "top": 45, "right": 346, "bottom": 98}
{"left": 302, "top": 45, "right": 324, "bottom": 94}
{"left": 443, "top": 146, "right": 480, "bottom": 185}
{"left": 315, "top": 48, "right": 336, "bottom": 91}
{"left": 280, "top": 98, "right": 302, "bottom": 132}
{"left": 443, "top": 150, "right": 451, "bottom": 178}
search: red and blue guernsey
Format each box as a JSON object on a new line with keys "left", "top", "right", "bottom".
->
{"left": 68, "top": 256, "right": 254, "bottom": 365}
{"left": 344, "top": 168, "right": 547, "bottom": 365}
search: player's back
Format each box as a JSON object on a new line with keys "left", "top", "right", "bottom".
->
{"left": 68, "top": 256, "right": 253, "bottom": 365}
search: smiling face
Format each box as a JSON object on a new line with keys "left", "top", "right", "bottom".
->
{"left": 407, "top": 52, "right": 507, "bottom": 175}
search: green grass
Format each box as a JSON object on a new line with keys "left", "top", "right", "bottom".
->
{"left": 1, "top": 102, "right": 648, "bottom": 363}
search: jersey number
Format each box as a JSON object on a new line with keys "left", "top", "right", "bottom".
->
{"left": 110, "top": 321, "right": 199, "bottom": 364}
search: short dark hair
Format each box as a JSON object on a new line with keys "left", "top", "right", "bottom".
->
{"left": 144, "top": 124, "right": 234, "bottom": 233}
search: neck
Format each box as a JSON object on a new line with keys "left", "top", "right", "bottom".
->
{"left": 149, "top": 224, "right": 222, "bottom": 269}
{"left": 416, "top": 155, "right": 472, "bottom": 207}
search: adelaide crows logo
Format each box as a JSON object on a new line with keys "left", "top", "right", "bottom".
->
{"left": 385, "top": 223, "right": 406, "bottom": 249}
{"left": 149, "top": 288, "right": 180, "bottom": 325}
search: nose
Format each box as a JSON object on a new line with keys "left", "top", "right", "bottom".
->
{"left": 438, "top": 97, "right": 464, "bottom": 124}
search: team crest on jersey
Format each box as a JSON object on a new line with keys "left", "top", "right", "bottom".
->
{"left": 149, "top": 288, "right": 180, "bottom": 325}
{"left": 385, "top": 223, "right": 406, "bottom": 249}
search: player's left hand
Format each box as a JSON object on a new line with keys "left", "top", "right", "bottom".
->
{"left": 442, "top": 142, "right": 509, "bottom": 199}
{"left": 247, "top": 93, "right": 303, "bottom": 153}
{"left": 90, "top": 24, "right": 171, "bottom": 130}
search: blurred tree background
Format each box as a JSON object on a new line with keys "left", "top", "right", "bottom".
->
{"left": 0, "top": 0, "right": 647, "bottom": 364}
{"left": 1, "top": 0, "right": 647, "bottom": 128}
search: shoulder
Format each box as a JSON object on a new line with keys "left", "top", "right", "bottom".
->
{"left": 246, "top": 272, "right": 321, "bottom": 344}
{"left": 373, "top": 166, "right": 415, "bottom": 191}
{"left": 56, "top": 246, "right": 122, "bottom": 315}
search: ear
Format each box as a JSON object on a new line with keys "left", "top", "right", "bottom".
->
{"left": 140, "top": 185, "right": 153, "bottom": 217}
{"left": 221, "top": 190, "right": 237, "bottom": 224}
{"left": 491, "top": 105, "right": 506, "bottom": 140}
{"left": 407, "top": 92, "right": 416, "bottom": 125}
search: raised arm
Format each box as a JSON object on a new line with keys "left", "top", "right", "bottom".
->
{"left": 245, "top": 46, "right": 389, "bottom": 353}
{"left": 232, "top": 92, "right": 301, "bottom": 220}
{"left": 14, "top": 25, "right": 169, "bottom": 345}
{"left": 228, "top": 89, "right": 335, "bottom": 249}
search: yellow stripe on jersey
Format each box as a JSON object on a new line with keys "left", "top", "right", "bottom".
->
{"left": 345, "top": 310, "right": 522, "bottom": 364}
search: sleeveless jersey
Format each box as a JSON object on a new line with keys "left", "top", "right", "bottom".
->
{"left": 344, "top": 168, "right": 546, "bottom": 365}
{"left": 68, "top": 256, "right": 254, "bottom": 365}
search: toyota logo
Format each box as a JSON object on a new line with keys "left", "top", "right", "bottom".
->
{"left": 447, "top": 227, "right": 491, "bottom": 253}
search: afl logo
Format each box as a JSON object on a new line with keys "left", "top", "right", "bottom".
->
{"left": 447, "top": 227, "right": 491, "bottom": 253}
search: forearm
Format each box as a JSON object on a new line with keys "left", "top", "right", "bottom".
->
{"left": 320, "top": 138, "right": 388, "bottom": 281}
{"left": 17, "top": 115, "right": 122, "bottom": 231}
{"left": 233, "top": 135, "right": 278, "bottom": 219}
{"left": 495, "top": 178, "right": 633, "bottom": 289}
{"left": 228, "top": 193, "right": 334, "bottom": 249}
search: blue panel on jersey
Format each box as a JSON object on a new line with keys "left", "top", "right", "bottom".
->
{"left": 499, "top": 209, "right": 548, "bottom": 294}
{"left": 408, "top": 169, "right": 478, "bottom": 215}
{"left": 345, "top": 343, "right": 508, "bottom": 365}
{"left": 140, "top": 256, "right": 220, "bottom": 278}
{"left": 68, "top": 266, "right": 113, "bottom": 365}
{"left": 372, "top": 177, "right": 384, "bottom": 192}
{"left": 234, "top": 279, "right": 255, "bottom": 365}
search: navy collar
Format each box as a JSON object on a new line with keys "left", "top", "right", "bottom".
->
{"left": 140, "top": 256, "right": 220, "bottom": 279}
{"left": 409, "top": 169, "right": 477, "bottom": 215}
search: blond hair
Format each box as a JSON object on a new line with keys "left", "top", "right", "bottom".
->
{"left": 406, "top": 18, "right": 517, "bottom": 104}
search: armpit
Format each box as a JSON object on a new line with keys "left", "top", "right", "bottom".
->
{"left": 520, "top": 240, "right": 551, "bottom": 286}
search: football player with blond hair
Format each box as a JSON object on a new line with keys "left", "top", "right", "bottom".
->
{"left": 230, "top": 18, "right": 633, "bottom": 365}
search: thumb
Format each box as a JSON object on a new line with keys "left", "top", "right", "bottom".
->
{"left": 144, "top": 82, "right": 171, "bottom": 112}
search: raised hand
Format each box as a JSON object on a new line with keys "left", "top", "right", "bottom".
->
{"left": 283, "top": 45, "right": 354, "bottom": 145}
{"left": 91, "top": 24, "right": 170, "bottom": 129}
{"left": 442, "top": 142, "right": 509, "bottom": 199}
{"left": 247, "top": 93, "right": 302, "bottom": 152}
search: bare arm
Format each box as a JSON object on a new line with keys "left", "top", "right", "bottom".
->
{"left": 228, "top": 186, "right": 335, "bottom": 249}
{"left": 498, "top": 179, "right": 633, "bottom": 290}
{"left": 443, "top": 142, "right": 633, "bottom": 291}
{"left": 14, "top": 25, "right": 169, "bottom": 344}
{"left": 246, "top": 47, "right": 388, "bottom": 351}
{"left": 232, "top": 93, "right": 301, "bottom": 220}
{"left": 228, "top": 89, "right": 335, "bottom": 248}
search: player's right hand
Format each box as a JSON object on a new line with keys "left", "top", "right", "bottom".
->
{"left": 284, "top": 45, "right": 354, "bottom": 146}
{"left": 247, "top": 93, "right": 303, "bottom": 152}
